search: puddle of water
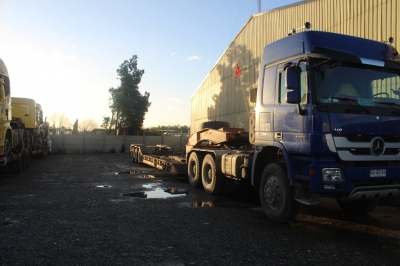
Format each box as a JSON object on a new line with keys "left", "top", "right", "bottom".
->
{"left": 164, "top": 188, "right": 188, "bottom": 195}
{"left": 123, "top": 188, "right": 188, "bottom": 199}
{"left": 124, "top": 192, "right": 147, "bottom": 198}
{"left": 0, "top": 221, "right": 14, "bottom": 227}
{"left": 142, "top": 183, "right": 161, "bottom": 189}
{"left": 115, "top": 171, "right": 130, "bottom": 175}
{"left": 96, "top": 185, "right": 112, "bottom": 188}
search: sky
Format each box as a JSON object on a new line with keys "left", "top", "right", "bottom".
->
{"left": 0, "top": 0, "right": 300, "bottom": 128}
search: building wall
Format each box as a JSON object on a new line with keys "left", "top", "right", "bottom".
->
{"left": 190, "top": 0, "right": 400, "bottom": 133}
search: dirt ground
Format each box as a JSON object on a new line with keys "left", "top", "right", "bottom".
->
{"left": 1, "top": 153, "right": 400, "bottom": 265}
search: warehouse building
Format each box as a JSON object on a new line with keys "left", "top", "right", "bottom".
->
{"left": 190, "top": 0, "right": 400, "bottom": 133}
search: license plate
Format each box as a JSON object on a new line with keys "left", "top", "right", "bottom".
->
{"left": 370, "top": 169, "right": 386, "bottom": 177}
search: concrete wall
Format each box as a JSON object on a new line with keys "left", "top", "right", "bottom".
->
{"left": 50, "top": 135, "right": 188, "bottom": 154}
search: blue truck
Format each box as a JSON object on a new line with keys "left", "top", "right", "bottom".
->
{"left": 249, "top": 25, "right": 400, "bottom": 221}
{"left": 131, "top": 24, "right": 400, "bottom": 222}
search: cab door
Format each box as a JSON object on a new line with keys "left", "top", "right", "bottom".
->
{"left": 274, "top": 60, "right": 311, "bottom": 154}
{"left": 255, "top": 65, "right": 277, "bottom": 146}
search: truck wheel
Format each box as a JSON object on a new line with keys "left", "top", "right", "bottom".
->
{"left": 137, "top": 149, "right": 143, "bottom": 164}
{"left": 259, "top": 163, "right": 299, "bottom": 222}
{"left": 188, "top": 152, "right": 202, "bottom": 188}
{"left": 4, "top": 132, "right": 11, "bottom": 157}
{"left": 336, "top": 198, "right": 379, "bottom": 214}
{"left": 200, "top": 121, "right": 230, "bottom": 130}
{"left": 201, "top": 154, "right": 225, "bottom": 195}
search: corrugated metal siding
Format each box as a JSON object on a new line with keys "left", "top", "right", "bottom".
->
{"left": 190, "top": 0, "right": 400, "bottom": 134}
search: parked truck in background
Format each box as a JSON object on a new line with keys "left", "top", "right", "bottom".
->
{"left": 132, "top": 24, "right": 400, "bottom": 222}
{"left": 0, "top": 58, "right": 50, "bottom": 173}
{"left": 0, "top": 58, "right": 30, "bottom": 172}
{"left": 11, "top": 97, "right": 50, "bottom": 158}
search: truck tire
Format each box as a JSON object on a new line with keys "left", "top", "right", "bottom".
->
{"left": 201, "top": 154, "right": 225, "bottom": 195}
{"left": 137, "top": 149, "right": 143, "bottom": 165}
{"left": 4, "top": 131, "right": 11, "bottom": 157}
{"left": 200, "top": 121, "right": 230, "bottom": 130}
{"left": 131, "top": 151, "right": 136, "bottom": 163}
{"left": 188, "top": 152, "right": 202, "bottom": 188}
{"left": 131, "top": 147, "right": 137, "bottom": 163}
{"left": 259, "top": 163, "right": 299, "bottom": 222}
{"left": 336, "top": 198, "right": 379, "bottom": 214}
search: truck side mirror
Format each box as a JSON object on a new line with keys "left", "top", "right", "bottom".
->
{"left": 285, "top": 66, "right": 301, "bottom": 103}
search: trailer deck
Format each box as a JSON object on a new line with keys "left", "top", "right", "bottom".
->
{"left": 130, "top": 144, "right": 187, "bottom": 175}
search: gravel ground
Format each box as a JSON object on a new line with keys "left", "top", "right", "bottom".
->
{"left": 1, "top": 153, "right": 399, "bottom": 265}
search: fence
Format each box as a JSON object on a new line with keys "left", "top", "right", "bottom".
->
{"left": 50, "top": 134, "right": 188, "bottom": 154}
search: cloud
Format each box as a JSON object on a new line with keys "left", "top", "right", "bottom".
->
{"left": 170, "top": 52, "right": 178, "bottom": 56}
{"left": 167, "top": 98, "right": 186, "bottom": 104}
{"left": 186, "top": 55, "right": 201, "bottom": 61}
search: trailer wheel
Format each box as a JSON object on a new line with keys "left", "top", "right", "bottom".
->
{"left": 336, "top": 198, "right": 379, "bottom": 214}
{"left": 4, "top": 131, "right": 12, "bottom": 157}
{"left": 131, "top": 147, "right": 137, "bottom": 163}
{"left": 188, "top": 152, "right": 202, "bottom": 188}
{"left": 137, "top": 149, "right": 143, "bottom": 164}
{"left": 259, "top": 163, "right": 299, "bottom": 222}
{"left": 201, "top": 154, "right": 225, "bottom": 195}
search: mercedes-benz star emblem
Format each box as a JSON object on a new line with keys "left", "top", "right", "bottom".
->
{"left": 370, "top": 137, "right": 385, "bottom": 156}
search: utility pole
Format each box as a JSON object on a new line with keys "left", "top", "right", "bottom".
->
{"left": 257, "top": 0, "right": 261, "bottom": 12}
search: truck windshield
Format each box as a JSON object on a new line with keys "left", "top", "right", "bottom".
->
{"left": 314, "top": 61, "right": 400, "bottom": 110}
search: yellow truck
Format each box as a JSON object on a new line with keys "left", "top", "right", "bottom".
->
{"left": 11, "top": 97, "right": 50, "bottom": 158}
{"left": 0, "top": 58, "right": 30, "bottom": 173}
{"left": 0, "top": 57, "right": 50, "bottom": 173}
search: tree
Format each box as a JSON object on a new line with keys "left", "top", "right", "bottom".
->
{"left": 78, "top": 118, "right": 98, "bottom": 134}
{"left": 47, "top": 112, "right": 72, "bottom": 133}
{"left": 106, "top": 55, "right": 151, "bottom": 134}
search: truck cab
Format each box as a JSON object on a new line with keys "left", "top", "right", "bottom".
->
{"left": 253, "top": 29, "right": 400, "bottom": 221}
{"left": 0, "top": 58, "right": 13, "bottom": 160}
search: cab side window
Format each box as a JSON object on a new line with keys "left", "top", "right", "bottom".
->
{"left": 262, "top": 65, "right": 277, "bottom": 105}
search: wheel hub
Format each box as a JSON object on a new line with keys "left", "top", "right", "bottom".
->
{"left": 191, "top": 165, "right": 196, "bottom": 177}
{"left": 264, "top": 176, "right": 282, "bottom": 210}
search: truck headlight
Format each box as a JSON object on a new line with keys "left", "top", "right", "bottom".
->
{"left": 322, "top": 168, "right": 344, "bottom": 182}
